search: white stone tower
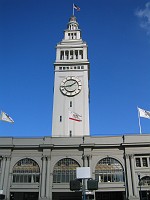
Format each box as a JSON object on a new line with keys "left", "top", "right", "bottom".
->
{"left": 52, "top": 16, "right": 90, "bottom": 137}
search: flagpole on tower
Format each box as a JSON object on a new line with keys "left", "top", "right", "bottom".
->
{"left": 137, "top": 107, "right": 142, "bottom": 134}
{"left": 73, "top": 3, "right": 74, "bottom": 16}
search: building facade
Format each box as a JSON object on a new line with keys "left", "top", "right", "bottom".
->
{"left": 0, "top": 16, "right": 150, "bottom": 200}
{"left": 0, "top": 135, "right": 150, "bottom": 200}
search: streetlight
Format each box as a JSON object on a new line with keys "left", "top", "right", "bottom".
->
{"left": 138, "top": 173, "right": 142, "bottom": 200}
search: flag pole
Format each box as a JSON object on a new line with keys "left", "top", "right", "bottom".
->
{"left": 73, "top": 3, "right": 74, "bottom": 16}
{"left": 0, "top": 110, "right": 2, "bottom": 121}
{"left": 137, "top": 107, "right": 142, "bottom": 134}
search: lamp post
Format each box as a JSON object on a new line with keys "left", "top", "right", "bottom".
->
{"left": 138, "top": 173, "right": 142, "bottom": 200}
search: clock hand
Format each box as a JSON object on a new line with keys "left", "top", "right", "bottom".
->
{"left": 64, "top": 81, "right": 77, "bottom": 88}
{"left": 69, "top": 81, "right": 77, "bottom": 87}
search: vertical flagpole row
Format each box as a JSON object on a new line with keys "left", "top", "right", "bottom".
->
{"left": 137, "top": 107, "right": 142, "bottom": 134}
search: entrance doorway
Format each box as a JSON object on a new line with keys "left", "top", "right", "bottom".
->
{"left": 53, "top": 192, "right": 82, "bottom": 200}
{"left": 96, "top": 191, "right": 125, "bottom": 200}
{"left": 140, "top": 190, "right": 150, "bottom": 200}
{"left": 10, "top": 192, "right": 38, "bottom": 200}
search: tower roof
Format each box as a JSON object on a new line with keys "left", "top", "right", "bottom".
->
{"left": 69, "top": 15, "right": 77, "bottom": 22}
{"left": 67, "top": 15, "right": 79, "bottom": 30}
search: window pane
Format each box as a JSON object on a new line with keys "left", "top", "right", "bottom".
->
{"left": 142, "top": 158, "right": 148, "bottom": 167}
{"left": 53, "top": 158, "right": 80, "bottom": 183}
{"left": 12, "top": 158, "right": 40, "bottom": 183}
{"left": 136, "top": 158, "right": 141, "bottom": 167}
{"left": 95, "top": 157, "right": 124, "bottom": 183}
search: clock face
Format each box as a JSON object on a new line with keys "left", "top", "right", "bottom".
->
{"left": 60, "top": 76, "right": 82, "bottom": 96}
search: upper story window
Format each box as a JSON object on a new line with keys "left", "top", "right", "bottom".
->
{"left": 60, "top": 51, "right": 64, "bottom": 60}
{"left": 136, "top": 158, "right": 141, "bottom": 167}
{"left": 68, "top": 32, "right": 77, "bottom": 40}
{"left": 75, "top": 50, "right": 78, "bottom": 59}
{"left": 53, "top": 158, "right": 80, "bottom": 183}
{"left": 69, "top": 130, "right": 72, "bottom": 137}
{"left": 65, "top": 51, "right": 69, "bottom": 60}
{"left": 70, "top": 101, "right": 72, "bottom": 107}
{"left": 58, "top": 66, "right": 84, "bottom": 71}
{"left": 135, "top": 156, "right": 150, "bottom": 168}
{"left": 142, "top": 158, "right": 148, "bottom": 167}
{"left": 70, "top": 50, "right": 73, "bottom": 59}
{"left": 95, "top": 157, "right": 124, "bottom": 183}
{"left": 12, "top": 158, "right": 40, "bottom": 183}
{"left": 59, "top": 50, "right": 84, "bottom": 61}
{"left": 79, "top": 50, "right": 83, "bottom": 59}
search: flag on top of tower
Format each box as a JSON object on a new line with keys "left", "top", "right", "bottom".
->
{"left": 0, "top": 111, "right": 14, "bottom": 123}
{"left": 69, "top": 111, "right": 82, "bottom": 122}
{"left": 73, "top": 4, "right": 80, "bottom": 11}
{"left": 138, "top": 107, "right": 150, "bottom": 119}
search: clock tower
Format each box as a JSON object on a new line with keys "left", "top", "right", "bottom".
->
{"left": 52, "top": 16, "right": 90, "bottom": 137}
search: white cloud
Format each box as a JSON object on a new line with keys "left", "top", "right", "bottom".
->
{"left": 135, "top": 2, "right": 150, "bottom": 35}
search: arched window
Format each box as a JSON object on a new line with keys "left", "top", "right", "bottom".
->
{"left": 60, "top": 51, "right": 64, "bottom": 60}
{"left": 79, "top": 50, "right": 83, "bottom": 59}
{"left": 140, "top": 176, "right": 150, "bottom": 186}
{"left": 70, "top": 50, "right": 73, "bottom": 59}
{"left": 12, "top": 158, "right": 40, "bottom": 183}
{"left": 95, "top": 157, "right": 124, "bottom": 183}
{"left": 53, "top": 158, "right": 80, "bottom": 183}
{"left": 65, "top": 51, "right": 69, "bottom": 60}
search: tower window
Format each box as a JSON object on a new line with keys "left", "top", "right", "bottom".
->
{"left": 70, "top": 50, "right": 73, "bottom": 59}
{"left": 60, "top": 51, "right": 64, "bottom": 60}
{"left": 75, "top": 50, "right": 78, "bottom": 59}
{"left": 70, "top": 101, "right": 72, "bottom": 107}
{"left": 79, "top": 50, "right": 83, "bottom": 59}
{"left": 60, "top": 116, "right": 62, "bottom": 122}
{"left": 69, "top": 130, "right": 72, "bottom": 137}
{"left": 71, "top": 33, "right": 73, "bottom": 39}
{"left": 68, "top": 33, "right": 71, "bottom": 39}
{"left": 65, "top": 51, "right": 69, "bottom": 60}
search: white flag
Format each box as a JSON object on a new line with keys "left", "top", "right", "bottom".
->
{"left": 69, "top": 111, "right": 82, "bottom": 122}
{"left": 138, "top": 107, "right": 150, "bottom": 119}
{"left": 0, "top": 111, "right": 14, "bottom": 123}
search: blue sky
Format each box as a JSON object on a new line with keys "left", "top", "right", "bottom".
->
{"left": 1, "top": 0, "right": 150, "bottom": 137}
